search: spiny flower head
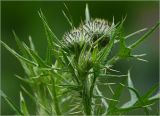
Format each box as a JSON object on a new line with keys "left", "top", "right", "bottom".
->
{"left": 82, "top": 18, "right": 115, "bottom": 47}
{"left": 62, "top": 28, "right": 91, "bottom": 54}
{"left": 83, "top": 19, "right": 110, "bottom": 35}
{"left": 62, "top": 18, "right": 115, "bottom": 54}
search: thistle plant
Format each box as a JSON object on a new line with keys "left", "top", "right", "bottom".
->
{"left": 1, "top": 4, "right": 159, "bottom": 115}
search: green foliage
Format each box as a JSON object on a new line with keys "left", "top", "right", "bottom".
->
{"left": 1, "top": 4, "right": 159, "bottom": 115}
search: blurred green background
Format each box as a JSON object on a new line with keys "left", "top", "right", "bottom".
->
{"left": 1, "top": 1, "right": 159, "bottom": 115}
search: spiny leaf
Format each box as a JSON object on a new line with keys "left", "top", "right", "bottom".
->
{"left": 91, "top": 45, "right": 98, "bottom": 62}
{"left": 52, "top": 70, "right": 70, "bottom": 84}
{"left": 125, "top": 28, "right": 148, "bottom": 39}
{"left": 115, "top": 28, "right": 148, "bottom": 44}
{"left": 38, "top": 10, "right": 63, "bottom": 46}
{"left": 95, "top": 85, "right": 108, "bottom": 115}
{"left": 22, "top": 43, "right": 48, "bottom": 68}
{"left": 116, "top": 20, "right": 132, "bottom": 59}
{"left": 117, "top": 17, "right": 126, "bottom": 47}
{"left": 116, "top": 104, "right": 152, "bottom": 114}
{"left": 68, "top": 111, "right": 82, "bottom": 115}
{"left": 29, "top": 50, "right": 48, "bottom": 67}
{"left": 97, "top": 32, "right": 115, "bottom": 63}
{"left": 38, "top": 10, "right": 63, "bottom": 64}
{"left": 21, "top": 86, "right": 51, "bottom": 114}
{"left": 85, "top": 3, "right": 90, "bottom": 23}
{"left": 120, "top": 83, "right": 150, "bottom": 114}
{"left": 97, "top": 21, "right": 123, "bottom": 63}
{"left": 129, "top": 22, "right": 159, "bottom": 49}
{"left": 141, "top": 83, "right": 159, "bottom": 102}
{"left": 149, "top": 92, "right": 160, "bottom": 101}
{"left": 13, "top": 31, "right": 29, "bottom": 58}
{"left": 121, "top": 71, "right": 138, "bottom": 108}
{"left": 99, "top": 74, "right": 127, "bottom": 78}
{"left": 15, "top": 75, "right": 32, "bottom": 84}
{"left": 58, "top": 84, "right": 82, "bottom": 91}
{"left": 0, "top": 90, "right": 23, "bottom": 115}
{"left": 107, "top": 78, "right": 126, "bottom": 114}
{"left": 1, "top": 41, "right": 38, "bottom": 66}
{"left": 28, "top": 36, "right": 36, "bottom": 51}
{"left": 20, "top": 92, "right": 29, "bottom": 115}
{"left": 63, "top": 3, "right": 74, "bottom": 28}
{"left": 66, "top": 105, "right": 80, "bottom": 114}
{"left": 93, "top": 95, "right": 118, "bottom": 102}
{"left": 11, "top": 34, "right": 35, "bottom": 75}
{"left": 62, "top": 51, "right": 80, "bottom": 84}
{"left": 50, "top": 76, "right": 61, "bottom": 115}
{"left": 62, "top": 10, "right": 73, "bottom": 28}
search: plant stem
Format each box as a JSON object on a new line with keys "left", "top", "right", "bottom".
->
{"left": 51, "top": 76, "right": 61, "bottom": 115}
{"left": 90, "top": 76, "right": 96, "bottom": 99}
{"left": 82, "top": 78, "right": 91, "bottom": 115}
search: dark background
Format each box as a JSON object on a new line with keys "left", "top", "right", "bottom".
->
{"left": 1, "top": 1, "right": 159, "bottom": 115}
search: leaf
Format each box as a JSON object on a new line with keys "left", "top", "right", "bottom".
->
{"left": 97, "top": 21, "right": 123, "bottom": 63}
{"left": 66, "top": 105, "right": 80, "bottom": 114}
{"left": 62, "top": 51, "right": 80, "bottom": 84}
{"left": 22, "top": 43, "right": 49, "bottom": 68}
{"left": 50, "top": 76, "right": 61, "bottom": 115}
{"left": 141, "top": 83, "right": 159, "bottom": 101}
{"left": 117, "top": 21, "right": 132, "bottom": 59}
{"left": 58, "top": 84, "right": 82, "bottom": 92}
{"left": 28, "top": 36, "right": 36, "bottom": 51}
{"left": 129, "top": 22, "right": 159, "bottom": 49}
{"left": 134, "top": 83, "right": 159, "bottom": 108}
{"left": 91, "top": 45, "right": 98, "bottom": 62}
{"left": 114, "top": 28, "right": 148, "bottom": 44}
{"left": 0, "top": 90, "right": 23, "bottom": 115}
{"left": 68, "top": 111, "right": 82, "bottom": 115}
{"left": 121, "top": 71, "right": 138, "bottom": 108}
{"left": 97, "top": 32, "right": 115, "bottom": 63}
{"left": 20, "top": 92, "right": 29, "bottom": 115}
{"left": 11, "top": 33, "right": 35, "bottom": 75}
{"left": 1, "top": 41, "right": 38, "bottom": 66}
{"left": 107, "top": 78, "right": 126, "bottom": 114}
{"left": 15, "top": 75, "right": 32, "bottom": 84}
{"left": 21, "top": 86, "right": 51, "bottom": 114}
{"left": 85, "top": 3, "right": 90, "bottom": 23}
{"left": 63, "top": 3, "right": 74, "bottom": 28}
{"left": 120, "top": 83, "right": 150, "bottom": 114}
{"left": 125, "top": 28, "right": 148, "bottom": 39}
{"left": 13, "top": 31, "right": 29, "bottom": 58}
{"left": 95, "top": 85, "right": 108, "bottom": 115}
{"left": 116, "top": 104, "right": 152, "bottom": 113}
{"left": 149, "top": 92, "right": 160, "bottom": 101}
{"left": 38, "top": 10, "right": 63, "bottom": 64}
{"left": 62, "top": 10, "right": 73, "bottom": 28}
{"left": 99, "top": 74, "right": 127, "bottom": 78}
{"left": 52, "top": 70, "right": 70, "bottom": 84}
